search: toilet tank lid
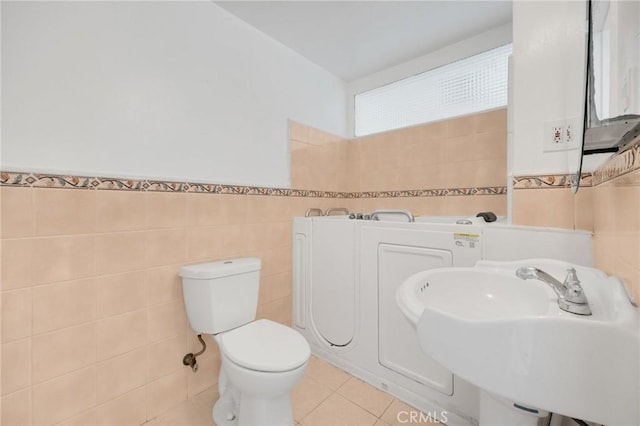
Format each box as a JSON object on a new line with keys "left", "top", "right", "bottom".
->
{"left": 179, "top": 258, "right": 261, "bottom": 279}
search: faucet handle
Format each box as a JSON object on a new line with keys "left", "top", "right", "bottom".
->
{"left": 563, "top": 268, "right": 588, "bottom": 303}
{"left": 563, "top": 268, "right": 580, "bottom": 288}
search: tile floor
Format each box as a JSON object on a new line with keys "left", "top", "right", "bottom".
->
{"left": 145, "top": 356, "right": 440, "bottom": 426}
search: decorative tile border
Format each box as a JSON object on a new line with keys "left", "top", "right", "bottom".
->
{"left": 512, "top": 173, "right": 592, "bottom": 189}
{"left": 591, "top": 137, "right": 640, "bottom": 186}
{"left": 352, "top": 187, "right": 507, "bottom": 198}
{"left": 0, "top": 171, "right": 506, "bottom": 198}
{"left": 606, "top": 168, "right": 640, "bottom": 186}
{"left": 513, "top": 136, "right": 640, "bottom": 190}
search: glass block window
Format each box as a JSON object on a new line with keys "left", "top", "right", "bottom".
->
{"left": 354, "top": 44, "right": 513, "bottom": 136}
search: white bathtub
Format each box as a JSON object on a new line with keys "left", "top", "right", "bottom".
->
{"left": 292, "top": 215, "right": 592, "bottom": 425}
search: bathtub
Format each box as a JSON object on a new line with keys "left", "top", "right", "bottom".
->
{"left": 292, "top": 214, "right": 592, "bottom": 425}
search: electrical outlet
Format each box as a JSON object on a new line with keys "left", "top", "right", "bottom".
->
{"left": 544, "top": 120, "right": 566, "bottom": 152}
{"left": 544, "top": 118, "right": 581, "bottom": 152}
{"left": 564, "top": 117, "right": 581, "bottom": 146}
{"left": 553, "top": 125, "right": 563, "bottom": 144}
{"left": 564, "top": 124, "right": 574, "bottom": 144}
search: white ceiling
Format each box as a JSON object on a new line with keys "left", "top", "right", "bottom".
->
{"left": 215, "top": 1, "right": 513, "bottom": 82}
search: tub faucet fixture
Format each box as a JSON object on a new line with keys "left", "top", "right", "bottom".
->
{"left": 515, "top": 266, "right": 592, "bottom": 315}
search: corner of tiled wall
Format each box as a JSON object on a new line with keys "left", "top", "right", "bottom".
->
{"left": 512, "top": 137, "right": 640, "bottom": 303}
{"left": 512, "top": 185, "right": 591, "bottom": 231}
{"left": 591, "top": 141, "right": 640, "bottom": 303}
{"left": 290, "top": 121, "right": 349, "bottom": 192}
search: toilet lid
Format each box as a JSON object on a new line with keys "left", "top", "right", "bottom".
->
{"left": 220, "top": 319, "right": 310, "bottom": 372}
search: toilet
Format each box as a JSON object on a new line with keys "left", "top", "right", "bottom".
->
{"left": 179, "top": 257, "right": 310, "bottom": 426}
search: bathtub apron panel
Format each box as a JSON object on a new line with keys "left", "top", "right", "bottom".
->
{"left": 378, "top": 243, "right": 454, "bottom": 395}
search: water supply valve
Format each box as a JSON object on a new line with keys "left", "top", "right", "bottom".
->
{"left": 182, "top": 334, "right": 207, "bottom": 373}
{"left": 183, "top": 353, "right": 199, "bottom": 372}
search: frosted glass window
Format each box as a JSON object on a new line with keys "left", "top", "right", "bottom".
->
{"left": 354, "top": 44, "right": 513, "bottom": 136}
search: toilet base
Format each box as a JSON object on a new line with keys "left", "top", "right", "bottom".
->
{"left": 212, "top": 387, "right": 295, "bottom": 426}
{"left": 213, "top": 392, "right": 239, "bottom": 426}
{"left": 208, "top": 331, "right": 308, "bottom": 426}
{"left": 212, "top": 367, "right": 298, "bottom": 426}
{"left": 237, "top": 393, "right": 294, "bottom": 426}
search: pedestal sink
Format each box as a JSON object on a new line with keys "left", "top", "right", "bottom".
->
{"left": 396, "top": 258, "right": 639, "bottom": 426}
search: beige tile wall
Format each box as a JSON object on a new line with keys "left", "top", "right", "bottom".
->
{"left": 291, "top": 109, "right": 508, "bottom": 216}
{"left": 348, "top": 109, "right": 507, "bottom": 193}
{"left": 512, "top": 187, "right": 594, "bottom": 231}
{"left": 290, "top": 122, "right": 348, "bottom": 192}
{"left": 512, "top": 146, "right": 640, "bottom": 303}
{"left": 592, "top": 170, "right": 640, "bottom": 303}
{"left": 0, "top": 187, "right": 334, "bottom": 426}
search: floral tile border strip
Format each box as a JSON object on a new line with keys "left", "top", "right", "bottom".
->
{"left": 591, "top": 138, "right": 640, "bottom": 186}
{"left": 351, "top": 186, "right": 507, "bottom": 198}
{"left": 0, "top": 171, "right": 506, "bottom": 198}
{"left": 512, "top": 173, "right": 592, "bottom": 189}
{"left": 513, "top": 137, "right": 640, "bottom": 189}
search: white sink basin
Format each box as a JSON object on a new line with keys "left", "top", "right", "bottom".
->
{"left": 396, "top": 258, "right": 640, "bottom": 426}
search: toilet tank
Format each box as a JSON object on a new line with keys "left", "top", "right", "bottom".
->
{"left": 179, "top": 258, "right": 261, "bottom": 334}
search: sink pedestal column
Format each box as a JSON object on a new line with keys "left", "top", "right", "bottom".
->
{"left": 479, "top": 391, "right": 549, "bottom": 426}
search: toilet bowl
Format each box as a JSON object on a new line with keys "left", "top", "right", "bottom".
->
{"left": 214, "top": 319, "right": 309, "bottom": 426}
{"left": 214, "top": 319, "right": 311, "bottom": 426}
{"left": 179, "top": 258, "right": 311, "bottom": 426}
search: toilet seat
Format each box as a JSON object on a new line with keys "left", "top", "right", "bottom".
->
{"left": 220, "top": 319, "right": 310, "bottom": 373}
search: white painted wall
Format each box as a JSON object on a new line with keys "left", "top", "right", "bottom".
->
{"left": 511, "top": 1, "right": 587, "bottom": 176}
{"left": 1, "top": 1, "right": 346, "bottom": 188}
{"left": 346, "top": 23, "right": 513, "bottom": 137}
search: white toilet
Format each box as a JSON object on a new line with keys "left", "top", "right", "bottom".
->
{"left": 179, "top": 257, "right": 310, "bottom": 426}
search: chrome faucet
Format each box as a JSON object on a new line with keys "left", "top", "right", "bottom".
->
{"left": 516, "top": 266, "right": 592, "bottom": 316}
